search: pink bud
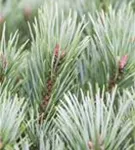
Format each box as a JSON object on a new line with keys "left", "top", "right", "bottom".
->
{"left": 0, "top": 13, "right": 4, "bottom": 24}
{"left": 54, "top": 44, "right": 60, "bottom": 57}
{"left": 24, "top": 6, "right": 32, "bottom": 19}
{"left": 119, "top": 55, "right": 128, "bottom": 69}
{"left": 54, "top": 44, "right": 66, "bottom": 58}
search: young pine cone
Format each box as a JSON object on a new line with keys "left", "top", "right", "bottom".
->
{"left": 24, "top": 6, "right": 32, "bottom": 20}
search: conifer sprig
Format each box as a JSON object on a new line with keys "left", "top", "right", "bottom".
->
{"left": 0, "top": 89, "right": 26, "bottom": 149}
{"left": 79, "top": 4, "right": 135, "bottom": 92}
{"left": 23, "top": 2, "right": 89, "bottom": 112}
{"left": 56, "top": 85, "right": 135, "bottom": 150}
{"left": 0, "top": 24, "right": 28, "bottom": 94}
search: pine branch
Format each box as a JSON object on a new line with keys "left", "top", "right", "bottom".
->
{"left": 0, "top": 88, "right": 26, "bottom": 149}
{"left": 56, "top": 84, "right": 135, "bottom": 150}
{"left": 0, "top": 24, "right": 28, "bottom": 94}
{"left": 23, "top": 2, "right": 89, "bottom": 114}
{"left": 79, "top": 4, "right": 135, "bottom": 92}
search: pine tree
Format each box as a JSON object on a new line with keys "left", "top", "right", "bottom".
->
{"left": 0, "top": 0, "right": 135, "bottom": 149}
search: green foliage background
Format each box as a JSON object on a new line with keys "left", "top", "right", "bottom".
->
{"left": 0, "top": 0, "right": 135, "bottom": 149}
